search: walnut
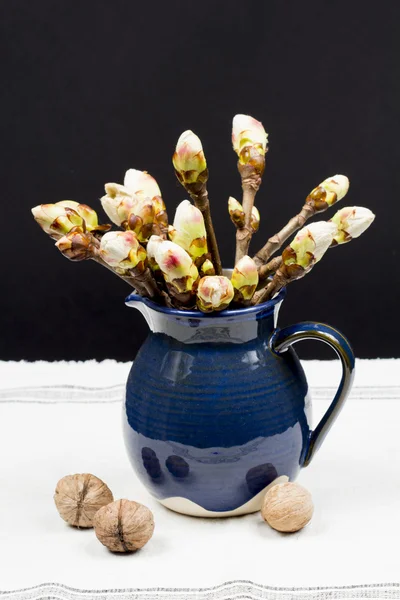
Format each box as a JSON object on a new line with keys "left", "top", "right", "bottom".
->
{"left": 54, "top": 473, "right": 113, "bottom": 528}
{"left": 261, "top": 482, "right": 314, "bottom": 533}
{"left": 93, "top": 499, "right": 155, "bottom": 553}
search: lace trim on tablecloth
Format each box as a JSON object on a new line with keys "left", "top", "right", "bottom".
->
{"left": 1, "top": 580, "right": 400, "bottom": 600}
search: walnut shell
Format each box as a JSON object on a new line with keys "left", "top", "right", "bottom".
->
{"left": 54, "top": 473, "right": 113, "bottom": 528}
{"left": 261, "top": 482, "right": 313, "bottom": 533}
{"left": 93, "top": 499, "right": 155, "bottom": 553}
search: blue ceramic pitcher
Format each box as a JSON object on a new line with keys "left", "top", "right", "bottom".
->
{"left": 123, "top": 286, "right": 354, "bottom": 517}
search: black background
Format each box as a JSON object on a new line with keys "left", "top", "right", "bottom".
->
{"left": 1, "top": 1, "right": 399, "bottom": 360}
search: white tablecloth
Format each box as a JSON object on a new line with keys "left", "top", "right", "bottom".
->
{"left": 0, "top": 359, "right": 399, "bottom": 599}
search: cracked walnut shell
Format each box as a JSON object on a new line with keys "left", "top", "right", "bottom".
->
{"left": 93, "top": 499, "right": 155, "bottom": 552}
{"left": 54, "top": 473, "right": 114, "bottom": 528}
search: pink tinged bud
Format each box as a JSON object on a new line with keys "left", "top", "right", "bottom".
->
{"left": 56, "top": 200, "right": 100, "bottom": 231}
{"left": 172, "top": 131, "right": 207, "bottom": 184}
{"left": 169, "top": 200, "right": 208, "bottom": 259}
{"left": 285, "top": 222, "right": 337, "bottom": 269}
{"left": 232, "top": 114, "right": 268, "bottom": 160}
{"left": 123, "top": 169, "right": 161, "bottom": 200}
{"left": 196, "top": 276, "right": 234, "bottom": 313}
{"left": 330, "top": 206, "right": 375, "bottom": 244}
{"left": 31, "top": 204, "right": 84, "bottom": 237}
{"left": 152, "top": 240, "right": 199, "bottom": 291}
{"left": 231, "top": 256, "right": 259, "bottom": 301}
{"left": 101, "top": 183, "right": 136, "bottom": 226}
{"left": 100, "top": 231, "right": 146, "bottom": 272}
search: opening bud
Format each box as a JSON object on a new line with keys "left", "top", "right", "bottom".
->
{"left": 100, "top": 231, "right": 147, "bottom": 273}
{"left": 31, "top": 204, "right": 84, "bottom": 238}
{"left": 196, "top": 276, "right": 234, "bottom": 313}
{"left": 56, "top": 201, "right": 110, "bottom": 232}
{"left": 101, "top": 183, "right": 136, "bottom": 226}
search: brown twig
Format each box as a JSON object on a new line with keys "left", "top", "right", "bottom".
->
{"left": 189, "top": 185, "right": 222, "bottom": 276}
{"left": 49, "top": 225, "right": 144, "bottom": 292}
{"left": 128, "top": 265, "right": 161, "bottom": 299}
{"left": 253, "top": 263, "right": 306, "bottom": 305}
{"left": 253, "top": 184, "right": 338, "bottom": 268}
{"left": 258, "top": 256, "right": 283, "bottom": 282}
{"left": 253, "top": 203, "right": 315, "bottom": 267}
{"left": 89, "top": 233, "right": 161, "bottom": 300}
{"left": 252, "top": 267, "right": 293, "bottom": 305}
{"left": 93, "top": 251, "right": 160, "bottom": 299}
{"left": 49, "top": 222, "right": 164, "bottom": 300}
{"left": 252, "top": 278, "right": 282, "bottom": 305}
{"left": 235, "top": 164, "right": 262, "bottom": 263}
{"left": 72, "top": 235, "right": 160, "bottom": 299}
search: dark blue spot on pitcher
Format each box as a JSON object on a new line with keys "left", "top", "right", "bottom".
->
{"left": 166, "top": 455, "right": 190, "bottom": 478}
{"left": 141, "top": 447, "right": 162, "bottom": 480}
{"left": 246, "top": 463, "right": 278, "bottom": 495}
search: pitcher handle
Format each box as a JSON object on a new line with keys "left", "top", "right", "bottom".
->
{"left": 271, "top": 321, "right": 355, "bottom": 467}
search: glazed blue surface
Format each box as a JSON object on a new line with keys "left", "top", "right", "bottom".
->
{"left": 123, "top": 290, "right": 354, "bottom": 513}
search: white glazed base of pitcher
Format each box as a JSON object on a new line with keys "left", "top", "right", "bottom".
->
{"left": 158, "top": 475, "right": 289, "bottom": 517}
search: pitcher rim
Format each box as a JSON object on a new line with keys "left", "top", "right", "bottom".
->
{"left": 125, "top": 286, "right": 286, "bottom": 319}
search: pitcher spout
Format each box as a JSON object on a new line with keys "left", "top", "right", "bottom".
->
{"left": 125, "top": 292, "right": 156, "bottom": 330}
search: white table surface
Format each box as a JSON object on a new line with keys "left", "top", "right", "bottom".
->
{"left": 0, "top": 359, "right": 399, "bottom": 598}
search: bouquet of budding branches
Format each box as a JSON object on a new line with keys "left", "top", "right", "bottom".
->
{"left": 32, "top": 115, "right": 375, "bottom": 312}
